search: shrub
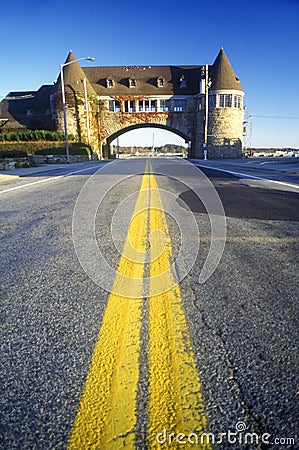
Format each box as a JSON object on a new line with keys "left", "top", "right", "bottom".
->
{"left": 0, "top": 130, "right": 66, "bottom": 142}
{"left": 0, "top": 140, "right": 90, "bottom": 157}
{"left": 0, "top": 149, "right": 28, "bottom": 158}
{"left": 34, "top": 143, "right": 91, "bottom": 156}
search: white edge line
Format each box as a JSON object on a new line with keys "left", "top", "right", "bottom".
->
{"left": 194, "top": 164, "right": 299, "bottom": 190}
{"left": 0, "top": 163, "right": 109, "bottom": 194}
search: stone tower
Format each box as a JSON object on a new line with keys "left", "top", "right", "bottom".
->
{"left": 53, "top": 51, "right": 100, "bottom": 151}
{"left": 196, "top": 48, "right": 244, "bottom": 158}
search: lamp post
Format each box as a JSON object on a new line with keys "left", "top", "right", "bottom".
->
{"left": 60, "top": 56, "right": 95, "bottom": 163}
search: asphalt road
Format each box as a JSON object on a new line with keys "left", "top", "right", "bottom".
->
{"left": 0, "top": 158, "right": 298, "bottom": 449}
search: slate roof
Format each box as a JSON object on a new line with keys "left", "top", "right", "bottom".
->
{"left": 56, "top": 51, "right": 97, "bottom": 95}
{"left": 209, "top": 48, "right": 243, "bottom": 91}
{"left": 79, "top": 48, "right": 242, "bottom": 96}
{"left": 82, "top": 65, "right": 204, "bottom": 96}
{"left": 0, "top": 85, "right": 54, "bottom": 128}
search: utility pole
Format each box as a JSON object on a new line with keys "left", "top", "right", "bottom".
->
{"left": 60, "top": 63, "right": 70, "bottom": 163}
{"left": 204, "top": 64, "right": 209, "bottom": 160}
{"left": 152, "top": 132, "right": 155, "bottom": 154}
{"left": 83, "top": 78, "right": 91, "bottom": 146}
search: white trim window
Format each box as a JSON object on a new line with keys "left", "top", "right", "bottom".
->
{"left": 219, "top": 94, "right": 232, "bottom": 108}
{"left": 234, "top": 95, "right": 242, "bottom": 109}
{"left": 157, "top": 77, "right": 165, "bottom": 88}
{"left": 139, "top": 99, "right": 157, "bottom": 112}
{"left": 129, "top": 78, "right": 137, "bottom": 88}
{"left": 124, "top": 100, "right": 135, "bottom": 112}
{"left": 109, "top": 100, "right": 121, "bottom": 112}
{"left": 106, "top": 78, "right": 114, "bottom": 88}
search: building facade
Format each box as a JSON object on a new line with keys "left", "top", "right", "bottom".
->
{"left": 0, "top": 49, "right": 245, "bottom": 159}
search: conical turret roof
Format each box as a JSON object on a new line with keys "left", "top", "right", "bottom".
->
{"left": 56, "top": 51, "right": 96, "bottom": 95}
{"left": 209, "top": 48, "right": 243, "bottom": 91}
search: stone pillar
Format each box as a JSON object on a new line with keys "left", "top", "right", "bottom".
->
{"left": 193, "top": 108, "right": 205, "bottom": 159}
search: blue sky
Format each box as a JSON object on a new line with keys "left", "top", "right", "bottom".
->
{"left": 1, "top": 0, "right": 298, "bottom": 148}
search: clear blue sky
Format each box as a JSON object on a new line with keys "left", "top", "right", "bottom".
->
{"left": 1, "top": 0, "right": 298, "bottom": 148}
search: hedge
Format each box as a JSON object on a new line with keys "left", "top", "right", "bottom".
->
{"left": 0, "top": 149, "right": 28, "bottom": 158}
{"left": 0, "top": 130, "right": 72, "bottom": 142}
{"left": 0, "top": 141, "right": 92, "bottom": 157}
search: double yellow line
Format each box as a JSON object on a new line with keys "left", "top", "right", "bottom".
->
{"left": 68, "top": 161, "right": 211, "bottom": 449}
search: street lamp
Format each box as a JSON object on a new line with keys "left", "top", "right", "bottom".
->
{"left": 60, "top": 56, "right": 95, "bottom": 163}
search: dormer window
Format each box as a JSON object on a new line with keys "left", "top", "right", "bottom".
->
{"left": 157, "top": 77, "right": 165, "bottom": 88}
{"left": 180, "top": 75, "right": 187, "bottom": 88}
{"left": 106, "top": 78, "right": 114, "bottom": 88}
{"left": 129, "top": 78, "right": 136, "bottom": 88}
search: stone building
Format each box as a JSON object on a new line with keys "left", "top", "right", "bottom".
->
{"left": 0, "top": 49, "right": 245, "bottom": 159}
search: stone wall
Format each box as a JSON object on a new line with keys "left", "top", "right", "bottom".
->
{"left": 209, "top": 108, "right": 244, "bottom": 147}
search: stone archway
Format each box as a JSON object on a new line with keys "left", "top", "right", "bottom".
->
{"left": 103, "top": 123, "right": 192, "bottom": 158}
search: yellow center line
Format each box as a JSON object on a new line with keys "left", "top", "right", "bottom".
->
{"left": 68, "top": 161, "right": 150, "bottom": 449}
{"left": 68, "top": 160, "right": 211, "bottom": 449}
{"left": 148, "top": 162, "right": 211, "bottom": 449}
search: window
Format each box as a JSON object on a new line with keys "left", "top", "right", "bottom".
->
{"left": 198, "top": 97, "right": 204, "bottom": 110}
{"left": 173, "top": 99, "right": 186, "bottom": 112}
{"left": 109, "top": 100, "right": 121, "bottom": 112}
{"left": 219, "top": 94, "right": 232, "bottom": 108}
{"left": 234, "top": 95, "right": 242, "bottom": 108}
{"left": 124, "top": 100, "right": 135, "bottom": 112}
{"left": 179, "top": 75, "right": 187, "bottom": 89}
{"left": 106, "top": 78, "right": 114, "bottom": 88}
{"left": 208, "top": 94, "right": 216, "bottom": 108}
{"left": 139, "top": 99, "right": 157, "bottom": 112}
{"left": 139, "top": 100, "right": 145, "bottom": 111}
{"left": 160, "top": 99, "right": 170, "bottom": 112}
{"left": 129, "top": 78, "right": 136, "bottom": 88}
{"left": 157, "top": 77, "right": 165, "bottom": 88}
{"left": 150, "top": 100, "right": 157, "bottom": 111}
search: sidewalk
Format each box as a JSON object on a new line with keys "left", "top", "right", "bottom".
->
{"left": 190, "top": 157, "right": 299, "bottom": 175}
{"left": 0, "top": 161, "right": 102, "bottom": 181}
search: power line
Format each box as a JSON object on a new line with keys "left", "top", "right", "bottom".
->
{"left": 254, "top": 115, "right": 299, "bottom": 120}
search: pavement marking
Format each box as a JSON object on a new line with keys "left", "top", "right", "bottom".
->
{"left": 188, "top": 236, "right": 299, "bottom": 244}
{"left": 68, "top": 161, "right": 150, "bottom": 449}
{"left": 147, "top": 164, "right": 211, "bottom": 449}
{"left": 194, "top": 163, "right": 299, "bottom": 190}
{"left": 0, "top": 174, "right": 19, "bottom": 182}
{"left": 68, "top": 160, "right": 210, "bottom": 449}
{"left": 0, "top": 164, "right": 106, "bottom": 194}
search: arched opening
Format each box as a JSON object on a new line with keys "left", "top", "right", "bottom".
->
{"left": 105, "top": 124, "right": 192, "bottom": 158}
